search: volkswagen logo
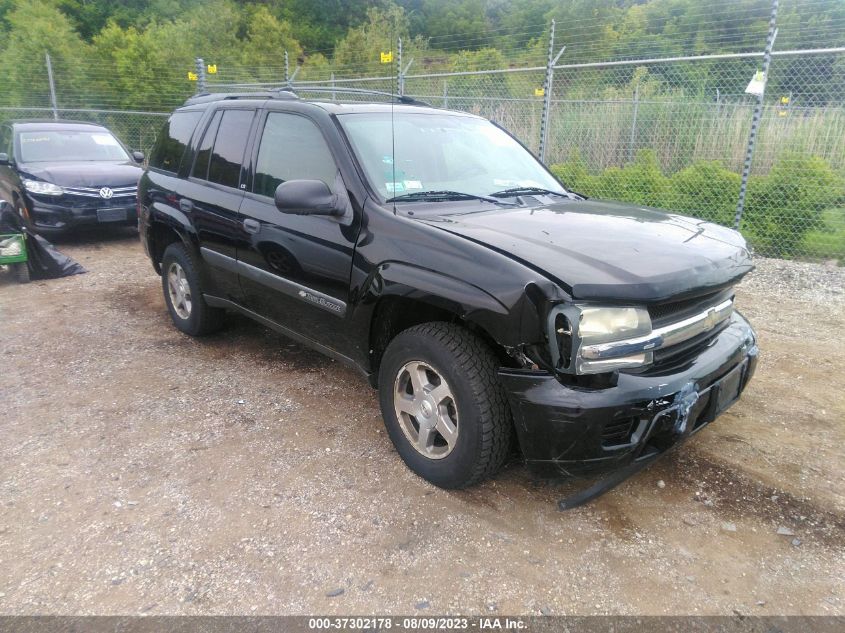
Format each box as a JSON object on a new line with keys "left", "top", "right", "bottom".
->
{"left": 99, "top": 187, "right": 114, "bottom": 199}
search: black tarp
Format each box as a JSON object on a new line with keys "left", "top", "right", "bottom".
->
{"left": 0, "top": 202, "right": 86, "bottom": 279}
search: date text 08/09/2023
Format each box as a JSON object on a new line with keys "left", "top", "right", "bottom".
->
{"left": 307, "top": 616, "right": 528, "bottom": 630}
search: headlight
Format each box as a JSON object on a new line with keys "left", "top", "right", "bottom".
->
{"left": 550, "top": 305, "right": 654, "bottom": 374}
{"left": 0, "top": 235, "right": 24, "bottom": 257}
{"left": 24, "top": 180, "right": 64, "bottom": 196}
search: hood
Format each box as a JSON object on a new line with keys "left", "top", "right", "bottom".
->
{"left": 419, "top": 199, "right": 753, "bottom": 302}
{"left": 18, "top": 161, "right": 143, "bottom": 188}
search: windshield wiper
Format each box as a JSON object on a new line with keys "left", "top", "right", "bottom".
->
{"left": 386, "top": 190, "right": 517, "bottom": 206}
{"left": 489, "top": 186, "right": 572, "bottom": 199}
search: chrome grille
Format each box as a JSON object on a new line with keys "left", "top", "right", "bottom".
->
{"left": 63, "top": 185, "right": 137, "bottom": 199}
{"left": 580, "top": 296, "right": 735, "bottom": 363}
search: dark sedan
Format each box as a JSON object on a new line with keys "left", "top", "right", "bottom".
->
{"left": 0, "top": 119, "right": 144, "bottom": 235}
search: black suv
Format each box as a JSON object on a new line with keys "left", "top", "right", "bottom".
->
{"left": 139, "top": 91, "right": 758, "bottom": 491}
{"left": 0, "top": 120, "right": 144, "bottom": 234}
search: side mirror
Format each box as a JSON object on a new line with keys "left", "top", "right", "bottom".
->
{"left": 132, "top": 151, "right": 145, "bottom": 163}
{"left": 0, "top": 153, "right": 9, "bottom": 165}
{"left": 274, "top": 180, "right": 341, "bottom": 216}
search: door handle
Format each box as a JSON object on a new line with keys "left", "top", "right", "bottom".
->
{"left": 179, "top": 198, "right": 193, "bottom": 213}
{"left": 243, "top": 218, "right": 260, "bottom": 234}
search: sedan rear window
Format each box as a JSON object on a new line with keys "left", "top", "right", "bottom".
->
{"left": 18, "top": 130, "right": 129, "bottom": 163}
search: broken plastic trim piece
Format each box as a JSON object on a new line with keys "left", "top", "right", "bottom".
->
{"left": 557, "top": 379, "right": 702, "bottom": 510}
{"left": 557, "top": 450, "right": 662, "bottom": 510}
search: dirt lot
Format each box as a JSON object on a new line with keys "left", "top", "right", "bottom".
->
{"left": 1, "top": 230, "right": 843, "bottom": 616}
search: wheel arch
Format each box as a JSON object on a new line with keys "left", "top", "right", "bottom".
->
{"left": 363, "top": 263, "right": 521, "bottom": 383}
{"left": 147, "top": 205, "right": 199, "bottom": 275}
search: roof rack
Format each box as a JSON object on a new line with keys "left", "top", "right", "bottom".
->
{"left": 182, "top": 91, "right": 298, "bottom": 106}
{"left": 182, "top": 86, "right": 431, "bottom": 108}
{"left": 279, "top": 86, "right": 432, "bottom": 107}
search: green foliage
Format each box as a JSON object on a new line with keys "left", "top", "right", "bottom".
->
{"left": 1, "top": 0, "right": 844, "bottom": 110}
{"left": 241, "top": 5, "right": 302, "bottom": 80}
{"left": 800, "top": 208, "right": 845, "bottom": 261}
{"left": 408, "top": 0, "right": 489, "bottom": 44}
{"left": 333, "top": 4, "right": 419, "bottom": 71}
{"left": 667, "top": 161, "right": 740, "bottom": 226}
{"left": 551, "top": 150, "right": 845, "bottom": 258}
{"left": 744, "top": 154, "right": 844, "bottom": 256}
{"left": 0, "top": 0, "right": 90, "bottom": 106}
{"left": 595, "top": 149, "right": 669, "bottom": 207}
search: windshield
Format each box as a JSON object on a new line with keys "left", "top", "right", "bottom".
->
{"left": 338, "top": 112, "right": 565, "bottom": 202}
{"left": 18, "top": 130, "right": 130, "bottom": 163}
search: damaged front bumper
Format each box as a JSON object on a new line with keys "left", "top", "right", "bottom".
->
{"left": 499, "top": 312, "right": 758, "bottom": 480}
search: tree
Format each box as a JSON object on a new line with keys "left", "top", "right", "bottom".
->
{"left": 0, "top": 0, "right": 90, "bottom": 107}
{"left": 333, "top": 3, "right": 425, "bottom": 75}
{"left": 242, "top": 5, "right": 303, "bottom": 81}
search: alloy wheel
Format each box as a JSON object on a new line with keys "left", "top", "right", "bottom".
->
{"left": 167, "top": 262, "right": 192, "bottom": 320}
{"left": 393, "top": 361, "right": 459, "bottom": 459}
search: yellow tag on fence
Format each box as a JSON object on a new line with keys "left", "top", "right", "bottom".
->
{"left": 780, "top": 95, "right": 789, "bottom": 105}
{"left": 207, "top": 64, "right": 217, "bottom": 74}
{"left": 187, "top": 71, "right": 198, "bottom": 81}
{"left": 380, "top": 51, "right": 393, "bottom": 64}
{"left": 534, "top": 87, "right": 545, "bottom": 97}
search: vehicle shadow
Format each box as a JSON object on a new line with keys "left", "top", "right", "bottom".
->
{"left": 48, "top": 226, "right": 139, "bottom": 246}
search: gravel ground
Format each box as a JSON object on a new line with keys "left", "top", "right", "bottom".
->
{"left": 739, "top": 257, "right": 845, "bottom": 305}
{"left": 0, "top": 230, "right": 843, "bottom": 616}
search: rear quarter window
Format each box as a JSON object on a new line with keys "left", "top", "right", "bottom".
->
{"left": 149, "top": 111, "right": 203, "bottom": 173}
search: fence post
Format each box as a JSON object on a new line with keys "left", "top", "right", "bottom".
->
{"left": 44, "top": 52, "right": 58, "bottom": 120}
{"left": 539, "top": 21, "right": 566, "bottom": 162}
{"left": 331, "top": 72, "right": 336, "bottom": 101}
{"left": 284, "top": 50, "right": 289, "bottom": 86}
{"left": 195, "top": 57, "right": 206, "bottom": 94}
{"left": 734, "top": 0, "right": 779, "bottom": 230}
{"left": 397, "top": 37, "right": 403, "bottom": 96}
{"left": 443, "top": 79, "right": 448, "bottom": 108}
{"left": 628, "top": 82, "right": 640, "bottom": 162}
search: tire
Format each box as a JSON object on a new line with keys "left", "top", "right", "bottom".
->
{"left": 378, "top": 322, "right": 513, "bottom": 488}
{"left": 13, "top": 262, "right": 30, "bottom": 284}
{"left": 161, "top": 242, "right": 224, "bottom": 336}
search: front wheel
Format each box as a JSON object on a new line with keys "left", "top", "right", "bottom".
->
{"left": 161, "top": 243, "right": 224, "bottom": 336}
{"left": 378, "top": 322, "right": 513, "bottom": 489}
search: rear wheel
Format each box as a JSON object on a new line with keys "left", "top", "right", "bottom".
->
{"left": 378, "top": 322, "right": 513, "bottom": 488}
{"left": 13, "top": 262, "right": 30, "bottom": 284}
{"left": 161, "top": 242, "right": 224, "bottom": 336}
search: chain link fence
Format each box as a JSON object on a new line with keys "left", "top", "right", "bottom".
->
{"left": 2, "top": 17, "right": 843, "bottom": 261}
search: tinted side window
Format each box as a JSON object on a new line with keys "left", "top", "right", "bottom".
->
{"left": 253, "top": 112, "right": 338, "bottom": 198}
{"left": 208, "top": 109, "right": 255, "bottom": 189}
{"left": 191, "top": 110, "right": 222, "bottom": 180}
{"left": 148, "top": 111, "right": 202, "bottom": 173}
